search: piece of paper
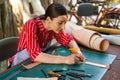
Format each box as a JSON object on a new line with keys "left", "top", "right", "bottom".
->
{"left": 17, "top": 77, "right": 58, "bottom": 80}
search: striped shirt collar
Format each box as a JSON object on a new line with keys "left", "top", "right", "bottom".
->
{"left": 34, "top": 17, "right": 49, "bottom": 32}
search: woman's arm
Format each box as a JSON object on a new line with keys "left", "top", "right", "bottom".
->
{"left": 34, "top": 52, "right": 85, "bottom": 64}
{"left": 68, "top": 39, "right": 81, "bottom": 51}
{"left": 34, "top": 52, "right": 66, "bottom": 64}
{"left": 34, "top": 40, "right": 85, "bottom": 64}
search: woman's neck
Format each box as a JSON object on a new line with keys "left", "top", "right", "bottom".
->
{"left": 42, "top": 20, "right": 51, "bottom": 31}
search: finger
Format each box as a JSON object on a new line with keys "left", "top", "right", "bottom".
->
{"left": 74, "top": 59, "right": 79, "bottom": 64}
{"left": 80, "top": 55, "right": 86, "bottom": 62}
{"left": 75, "top": 55, "right": 85, "bottom": 62}
{"left": 74, "top": 56, "right": 80, "bottom": 64}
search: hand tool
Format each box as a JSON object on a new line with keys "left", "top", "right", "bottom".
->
{"left": 66, "top": 72, "right": 93, "bottom": 78}
{"left": 41, "top": 69, "right": 49, "bottom": 78}
{"left": 66, "top": 72, "right": 93, "bottom": 80}
{"left": 52, "top": 68, "right": 85, "bottom": 72}
{"left": 48, "top": 70, "right": 61, "bottom": 77}
{"left": 66, "top": 72, "right": 83, "bottom": 80}
{"left": 48, "top": 70, "right": 66, "bottom": 80}
{"left": 69, "top": 48, "right": 110, "bottom": 69}
{"left": 79, "top": 61, "right": 110, "bottom": 69}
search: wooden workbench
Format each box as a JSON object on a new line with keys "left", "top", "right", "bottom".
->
{"left": 102, "top": 45, "right": 120, "bottom": 80}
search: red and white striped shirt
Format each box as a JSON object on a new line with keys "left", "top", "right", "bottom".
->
{"left": 10, "top": 17, "right": 73, "bottom": 62}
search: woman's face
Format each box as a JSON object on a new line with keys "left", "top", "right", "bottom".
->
{"left": 49, "top": 15, "right": 67, "bottom": 33}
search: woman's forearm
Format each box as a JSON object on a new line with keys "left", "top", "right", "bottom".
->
{"left": 34, "top": 53, "right": 67, "bottom": 64}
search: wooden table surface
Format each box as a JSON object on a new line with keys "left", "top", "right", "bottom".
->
{"left": 102, "top": 45, "right": 120, "bottom": 80}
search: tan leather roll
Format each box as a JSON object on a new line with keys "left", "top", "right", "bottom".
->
{"left": 65, "top": 21, "right": 109, "bottom": 51}
{"left": 89, "top": 35, "right": 100, "bottom": 48}
{"left": 91, "top": 36, "right": 109, "bottom": 51}
{"left": 71, "top": 28, "right": 109, "bottom": 51}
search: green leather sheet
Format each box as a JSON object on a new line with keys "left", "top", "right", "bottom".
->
{"left": 0, "top": 47, "right": 116, "bottom": 80}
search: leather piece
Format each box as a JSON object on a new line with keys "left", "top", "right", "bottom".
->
{"left": 65, "top": 21, "right": 109, "bottom": 51}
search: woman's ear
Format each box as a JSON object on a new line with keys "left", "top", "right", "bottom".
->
{"left": 46, "top": 16, "right": 52, "bottom": 22}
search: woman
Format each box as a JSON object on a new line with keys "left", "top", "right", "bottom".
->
{"left": 10, "top": 3, "right": 85, "bottom": 66}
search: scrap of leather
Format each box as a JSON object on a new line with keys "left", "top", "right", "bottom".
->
{"left": 17, "top": 77, "right": 58, "bottom": 80}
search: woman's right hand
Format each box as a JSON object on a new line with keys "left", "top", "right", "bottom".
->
{"left": 65, "top": 54, "right": 84, "bottom": 64}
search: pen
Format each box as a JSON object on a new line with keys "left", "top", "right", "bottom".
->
{"left": 41, "top": 69, "right": 49, "bottom": 78}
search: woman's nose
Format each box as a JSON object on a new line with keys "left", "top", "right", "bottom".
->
{"left": 61, "top": 24, "right": 65, "bottom": 29}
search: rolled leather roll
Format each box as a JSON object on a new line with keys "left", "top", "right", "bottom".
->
{"left": 91, "top": 35, "right": 109, "bottom": 51}
{"left": 65, "top": 21, "right": 109, "bottom": 51}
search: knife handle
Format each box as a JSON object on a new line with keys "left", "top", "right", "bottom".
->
{"left": 48, "top": 71, "right": 61, "bottom": 77}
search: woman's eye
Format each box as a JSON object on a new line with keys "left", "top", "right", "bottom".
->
{"left": 58, "top": 22, "right": 62, "bottom": 24}
{"left": 59, "top": 23, "right": 62, "bottom": 24}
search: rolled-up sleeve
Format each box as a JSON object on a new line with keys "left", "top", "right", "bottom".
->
{"left": 55, "top": 30, "right": 73, "bottom": 47}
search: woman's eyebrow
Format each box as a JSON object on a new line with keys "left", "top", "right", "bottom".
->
{"left": 60, "top": 19, "right": 67, "bottom": 22}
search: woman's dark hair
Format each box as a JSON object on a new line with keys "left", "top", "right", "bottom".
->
{"left": 44, "top": 3, "right": 68, "bottom": 20}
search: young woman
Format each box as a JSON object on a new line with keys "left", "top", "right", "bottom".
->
{"left": 10, "top": 2, "right": 85, "bottom": 66}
